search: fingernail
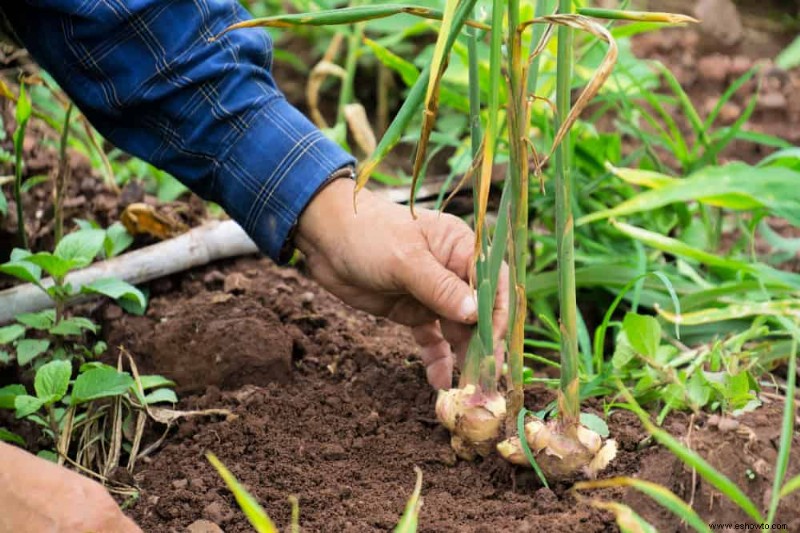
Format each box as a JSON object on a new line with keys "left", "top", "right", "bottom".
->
{"left": 459, "top": 295, "right": 478, "bottom": 322}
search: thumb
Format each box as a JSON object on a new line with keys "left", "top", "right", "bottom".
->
{"left": 402, "top": 254, "right": 477, "bottom": 324}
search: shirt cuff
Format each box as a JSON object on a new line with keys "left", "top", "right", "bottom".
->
{"left": 212, "top": 95, "right": 356, "bottom": 261}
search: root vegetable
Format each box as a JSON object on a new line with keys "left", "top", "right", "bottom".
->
{"left": 435, "top": 385, "right": 506, "bottom": 460}
{"left": 497, "top": 418, "right": 617, "bottom": 480}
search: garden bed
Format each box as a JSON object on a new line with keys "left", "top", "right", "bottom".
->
{"left": 98, "top": 256, "right": 799, "bottom": 532}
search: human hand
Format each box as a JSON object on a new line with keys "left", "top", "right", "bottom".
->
{"left": 0, "top": 442, "right": 141, "bottom": 533}
{"left": 296, "top": 177, "right": 508, "bottom": 389}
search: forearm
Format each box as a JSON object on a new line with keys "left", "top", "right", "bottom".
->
{"left": 7, "top": 0, "right": 354, "bottom": 260}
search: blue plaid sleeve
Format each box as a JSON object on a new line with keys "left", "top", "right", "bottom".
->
{"left": 8, "top": 0, "right": 355, "bottom": 260}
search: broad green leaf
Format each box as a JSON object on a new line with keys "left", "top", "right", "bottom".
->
{"left": 16, "top": 339, "right": 50, "bottom": 365}
{"left": 26, "top": 253, "right": 75, "bottom": 280}
{"left": 144, "top": 388, "right": 178, "bottom": 405}
{"left": 14, "top": 394, "right": 45, "bottom": 419}
{"left": 53, "top": 229, "right": 105, "bottom": 269}
{"left": 49, "top": 317, "right": 98, "bottom": 336}
{"left": 81, "top": 278, "right": 146, "bottom": 311}
{"left": 0, "top": 259, "right": 42, "bottom": 285}
{"left": 579, "top": 164, "right": 800, "bottom": 226}
{"left": 394, "top": 467, "right": 423, "bottom": 533}
{"left": 0, "top": 324, "right": 26, "bottom": 344}
{"left": 34, "top": 360, "right": 72, "bottom": 404}
{"left": 686, "top": 371, "right": 710, "bottom": 408}
{"left": 612, "top": 330, "right": 637, "bottom": 368}
{"left": 580, "top": 412, "right": 610, "bottom": 438}
{"left": 759, "top": 147, "right": 800, "bottom": 172}
{"left": 104, "top": 222, "right": 134, "bottom": 258}
{"left": 37, "top": 450, "right": 57, "bottom": 462}
{"left": 138, "top": 375, "right": 176, "bottom": 390}
{"left": 0, "top": 189, "right": 6, "bottom": 217}
{"left": 776, "top": 35, "right": 800, "bottom": 70}
{"left": 16, "top": 310, "right": 55, "bottom": 330}
{"left": 71, "top": 367, "right": 134, "bottom": 404}
{"left": 0, "top": 351, "right": 8, "bottom": 364}
{"left": 0, "top": 427, "right": 25, "bottom": 446}
{"left": 623, "top": 313, "right": 661, "bottom": 358}
{"left": 207, "top": 453, "right": 278, "bottom": 533}
{"left": 0, "top": 384, "right": 26, "bottom": 409}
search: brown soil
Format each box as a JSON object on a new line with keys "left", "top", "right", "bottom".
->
{"left": 98, "top": 257, "right": 800, "bottom": 532}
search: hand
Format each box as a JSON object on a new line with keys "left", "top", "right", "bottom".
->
{"left": 296, "top": 178, "right": 508, "bottom": 389}
{"left": 0, "top": 442, "right": 141, "bottom": 533}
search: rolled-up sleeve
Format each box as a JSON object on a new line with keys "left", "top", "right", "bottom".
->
{"left": 6, "top": 0, "right": 355, "bottom": 260}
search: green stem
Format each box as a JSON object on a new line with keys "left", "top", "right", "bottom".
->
{"left": 54, "top": 104, "right": 74, "bottom": 247}
{"left": 555, "top": 0, "right": 580, "bottom": 426}
{"left": 337, "top": 1, "right": 363, "bottom": 126}
{"left": 506, "top": 0, "right": 527, "bottom": 420}
{"left": 13, "top": 136, "right": 27, "bottom": 250}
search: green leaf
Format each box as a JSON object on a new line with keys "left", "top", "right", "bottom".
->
{"left": 71, "top": 367, "right": 134, "bottom": 404}
{"left": 81, "top": 278, "right": 146, "bottom": 311}
{"left": 686, "top": 371, "right": 710, "bottom": 408}
{"left": 0, "top": 324, "right": 26, "bottom": 344}
{"left": 16, "top": 310, "right": 55, "bottom": 330}
{"left": 34, "top": 360, "right": 72, "bottom": 405}
{"left": 0, "top": 350, "right": 8, "bottom": 364}
{"left": 580, "top": 412, "right": 610, "bottom": 438}
{"left": 16, "top": 339, "right": 50, "bottom": 365}
{"left": 49, "top": 317, "right": 98, "bottom": 336}
{"left": 622, "top": 313, "right": 661, "bottom": 358}
{"left": 0, "top": 384, "right": 26, "bottom": 409}
{"left": 776, "top": 35, "right": 800, "bottom": 70}
{"left": 207, "top": 452, "right": 279, "bottom": 533}
{"left": 138, "top": 375, "right": 177, "bottom": 390}
{"left": 104, "top": 222, "right": 134, "bottom": 258}
{"left": 781, "top": 474, "right": 800, "bottom": 498}
{"left": 579, "top": 164, "right": 800, "bottom": 227}
{"left": 37, "top": 450, "right": 58, "bottom": 462}
{"left": 14, "top": 394, "right": 45, "bottom": 418}
{"left": 0, "top": 259, "right": 42, "bottom": 285}
{"left": 0, "top": 427, "right": 25, "bottom": 446}
{"left": 0, "top": 188, "right": 6, "bottom": 217}
{"left": 144, "top": 388, "right": 178, "bottom": 405}
{"left": 53, "top": 228, "right": 106, "bottom": 269}
{"left": 611, "top": 330, "right": 636, "bottom": 369}
{"left": 26, "top": 252, "right": 76, "bottom": 280}
{"left": 15, "top": 83, "right": 31, "bottom": 125}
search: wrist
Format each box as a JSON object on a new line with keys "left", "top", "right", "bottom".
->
{"left": 295, "top": 173, "right": 362, "bottom": 256}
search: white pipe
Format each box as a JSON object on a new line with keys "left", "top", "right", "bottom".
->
{"left": 0, "top": 220, "right": 258, "bottom": 324}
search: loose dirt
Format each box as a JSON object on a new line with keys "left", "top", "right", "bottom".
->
{"left": 100, "top": 257, "right": 800, "bottom": 532}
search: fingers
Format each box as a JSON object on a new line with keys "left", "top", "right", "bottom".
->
{"left": 400, "top": 253, "right": 477, "bottom": 325}
{"left": 411, "top": 322, "right": 454, "bottom": 390}
{"left": 440, "top": 319, "right": 472, "bottom": 369}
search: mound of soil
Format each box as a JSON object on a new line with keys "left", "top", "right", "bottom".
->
{"left": 99, "top": 257, "right": 800, "bottom": 532}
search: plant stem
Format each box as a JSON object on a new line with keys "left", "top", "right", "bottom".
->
{"left": 506, "top": 0, "right": 528, "bottom": 422}
{"left": 336, "top": 0, "right": 363, "bottom": 127}
{"left": 54, "top": 104, "right": 74, "bottom": 247}
{"left": 13, "top": 137, "right": 27, "bottom": 250}
{"left": 555, "top": 0, "right": 580, "bottom": 427}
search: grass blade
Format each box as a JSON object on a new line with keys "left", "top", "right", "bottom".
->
{"left": 767, "top": 317, "right": 798, "bottom": 524}
{"left": 394, "top": 466, "right": 424, "bottom": 533}
{"left": 575, "top": 477, "right": 711, "bottom": 532}
{"left": 409, "top": 0, "right": 459, "bottom": 216}
{"left": 206, "top": 453, "right": 278, "bottom": 533}
{"left": 215, "top": 5, "right": 489, "bottom": 34}
{"left": 617, "top": 384, "right": 764, "bottom": 523}
{"left": 577, "top": 8, "right": 698, "bottom": 24}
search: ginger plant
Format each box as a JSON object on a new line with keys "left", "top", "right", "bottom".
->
{"left": 222, "top": 2, "right": 695, "bottom": 481}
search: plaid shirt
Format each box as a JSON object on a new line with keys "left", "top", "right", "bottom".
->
{"left": 5, "top": 1, "right": 355, "bottom": 260}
